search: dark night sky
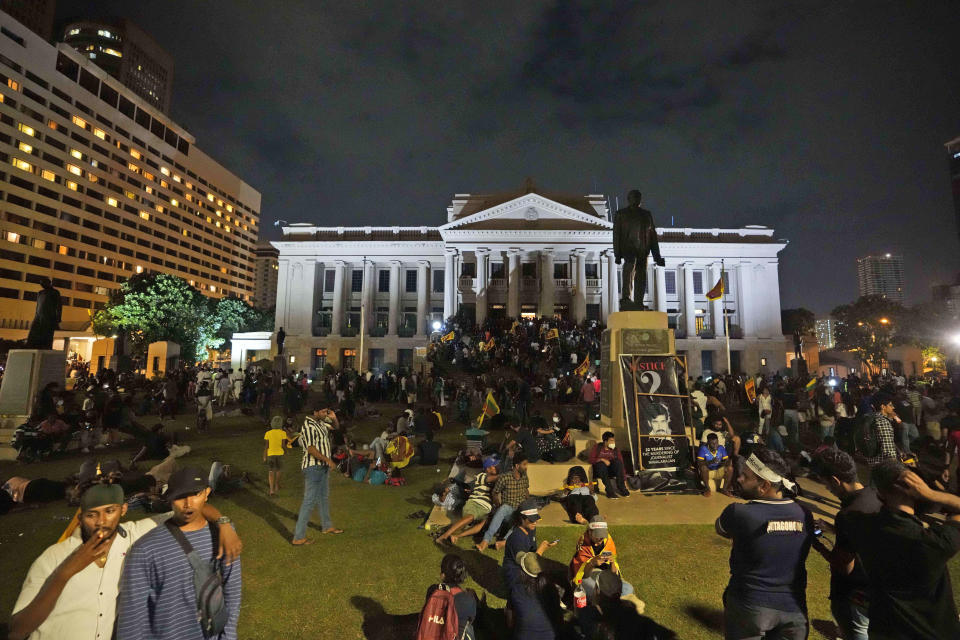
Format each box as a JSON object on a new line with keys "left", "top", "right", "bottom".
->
{"left": 54, "top": 1, "right": 960, "bottom": 314}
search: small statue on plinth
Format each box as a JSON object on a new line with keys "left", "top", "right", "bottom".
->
{"left": 25, "top": 278, "right": 61, "bottom": 349}
{"left": 613, "top": 190, "right": 665, "bottom": 310}
{"left": 277, "top": 327, "right": 286, "bottom": 354}
{"left": 793, "top": 329, "right": 808, "bottom": 378}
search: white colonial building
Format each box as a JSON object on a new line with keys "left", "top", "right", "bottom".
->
{"left": 269, "top": 186, "right": 789, "bottom": 378}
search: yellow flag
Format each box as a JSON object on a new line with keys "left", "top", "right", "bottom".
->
{"left": 441, "top": 331, "right": 455, "bottom": 343}
{"left": 575, "top": 358, "right": 589, "bottom": 377}
{"left": 486, "top": 338, "right": 495, "bottom": 350}
{"left": 546, "top": 328, "right": 559, "bottom": 341}
{"left": 511, "top": 320, "right": 519, "bottom": 333}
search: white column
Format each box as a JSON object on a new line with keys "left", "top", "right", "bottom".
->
{"left": 655, "top": 265, "right": 667, "bottom": 313}
{"left": 362, "top": 259, "right": 376, "bottom": 335}
{"left": 443, "top": 249, "right": 456, "bottom": 321}
{"left": 539, "top": 248, "right": 554, "bottom": 318}
{"left": 710, "top": 262, "right": 724, "bottom": 337}
{"left": 600, "top": 252, "right": 609, "bottom": 323}
{"left": 275, "top": 258, "right": 290, "bottom": 330}
{"left": 574, "top": 249, "right": 587, "bottom": 323}
{"left": 416, "top": 260, "right": 429, "bottom": 336}
{"left": 605, "top": 250, "right": 618, "bottom": 315}
{"left": 388, "top": 260, "right": 401, "bottom": 336}
{"left": 507, "top": 248, "right": 520, "bottom": 318}
{"left": 331, "top": 260, "right": 346, "bottom": 336}
{"left": 683, "top": 263, "right": 696, "bottom": 338}
{"left": 475, "top": 249, "right": 489, "bottom": 326}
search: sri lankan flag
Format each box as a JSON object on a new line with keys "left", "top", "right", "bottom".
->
{"left": 804, "top": 378, "right": 817, "bottom": 393}
{"left": 440, "top": 331, "right": 455, "bottom": 343}
{"left": 510, "top": 320, "right": 519, "bottom": 333}
{"left": 546, "top": 328, "right": 559, "bottom": 341}
{"left": 477, "top": 391, "right": 500, "bottom": 426}
{"left": 486, "top": 338, "right": 495, "bottom": 351}
{"left": 706, "top": 276, "right": 724, "bottom": 301}
{"left": 575, "top": 358, "right": 589, "bottom": 377}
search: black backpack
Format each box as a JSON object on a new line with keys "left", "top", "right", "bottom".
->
{"left": 852, "top": 412, "right": 879, "bottom": 459}
{"left": 164, "top": 521, "right": 229, "bottom": 638}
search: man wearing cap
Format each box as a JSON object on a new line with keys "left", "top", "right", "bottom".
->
{"left": 292, "top": 405, "right": 343, "bottom": 544}
{"left": 716, "top": 447, "right": 813, "bottom": 639}
{"left": 501, "top": 497, "right": 557, "bottom": 588}
{"left": 569, "top": 515, "right": 634, "bottom": 604}
{"left": 477, "top": 453, "right": 530, "bottom": 552}
{"left": 9, "top": 478, "right": 241, "bottom": 640}
{"left": 116, "top": 467, "right": 242, "bottom": 639}
{"left": 435, "top": 459, "right": 498, "bottom": 545}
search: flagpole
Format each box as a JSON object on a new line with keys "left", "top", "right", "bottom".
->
{"left": 723, "top": 259, "right": 731, "bottom": 374}
{"left": 359, "top": 255, "right": 366, "bottom": 373}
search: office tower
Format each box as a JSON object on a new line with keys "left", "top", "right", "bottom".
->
{"left": 0, "top": 0, "right": 54, "bottom": 41}
{"left": 857, "top": 253, "right": 904, "bottom": 303}
{"left": 0, "top": 14, "right": 260, "bottom": 339}
{"left": 62, "top": 18, "right": 173, "bottom": 113}
{"left": 253, "top": 240, "right": 278, "bottom": 309}
{"left": 815, "top": 318, "right": 835, "bottom": 350}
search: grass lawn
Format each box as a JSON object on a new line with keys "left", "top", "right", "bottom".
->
{"left": 2, "top": 401, "right": 959, "bottom": 639}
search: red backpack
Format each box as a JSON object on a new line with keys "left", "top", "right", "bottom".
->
{"left": 416, "top": 584, "right": 461, "bottom": 640}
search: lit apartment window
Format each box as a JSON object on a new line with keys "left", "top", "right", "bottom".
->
{"left": 31, "top": 239, "right": 44, "bottom": 250}
{"left": 7, "top": 78, "right": 18, "bottom": 91}
{"left": 93, "top": 128, "right": 106, "bottom": 139}
{"left": 135, "top": 265, "right": 143, "bottom": 273}
{"left": 66, "top": 180, "right": 78, "bottom": 191}
{"left": 170, "top": 199, "right": 178, "bottom": 207}
{"left": 70, "top": 149, "right": 82, "bottom": 159}
{"left": 11, "top": 158, "right": 33, "bottom": 172}
{"left": 87, "top": 173, "right": 97, "bottom": 183}
{"left": 160, "top": 167, "right": 170, "bottom": 176}
{"left": 103, "top": 49, "right": 122, "bottom": 58}
{"left": 130, "top": 149, "right": 141, "bottom": 159}
{"left": 17, "top": 142, "right": 32, "bottom": 154}
{"left": 41, "top": 169, "right": 55, "bottom": 181}
{"left": 140, "top": 212, "right": 150, "bottom": 220}
{"left": 6, "top": 232, "right": 20, "bottom": 243}
{"left": 173, "top": 174, "right": 181, "bottom": 183}
{"left": 17, "top": 123, "right": 35, "bottom": 137}
{"left": 207, "top": 193, "right": 214, "bottom": 201}
{"left": 68, "top": 28, "right": 80, "bottom": 35}
{"left": 107, "top": 197, "right": 118, "bottom": 207}
{"left": 58, "top": 245, "right": 68, "bottom": 255}
{"left": 72, "top": 115, "right": 87, "bottom": 128}
{"left": 97, "top": 29, "right": 113, "bottom": 38}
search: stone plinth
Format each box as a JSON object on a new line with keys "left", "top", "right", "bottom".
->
{"left": 0, "top": 349, "right": 65, "bottom": 460}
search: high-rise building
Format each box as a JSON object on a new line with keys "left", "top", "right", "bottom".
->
{"left": 815, "top": 318, "right": 835, "bottom": 350}
{"left": 61, "top": 18, "right": 173, "bottom": 114}
{"left": 857, "top": 253, "right": 904, "bottom": 303}
{"left": 0, "top": 12, "right": 260, "bottom": 342}
{"left": 0, "top": 0, "right": 54, "bottom": 41}
{"left": 947, "top": 136, "right": 960, "bottom": 242}
{"left": 253, "top": 240, "right": 278, "bottom": 309}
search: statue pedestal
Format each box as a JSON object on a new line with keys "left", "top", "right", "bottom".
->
{"left": 0, "top": 349, "right": 65, "bottom": 460}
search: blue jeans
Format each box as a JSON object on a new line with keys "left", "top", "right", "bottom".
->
{"left": 294, "top": 465, "right": 332, "bottom": 539}
{"left": 831, "top": 596, "right": 869, "bottom": 640}
{"left": 483, "top": 504, "right": 516, "bottom": 543}
{"left": 784, "top": 410, "right": 799, "bottom": 445}
{"left": 723, "top": 588, "right": 808, "bottom": 640}
{"left": 899, "top": 422, "right": 919, "bottom": 454}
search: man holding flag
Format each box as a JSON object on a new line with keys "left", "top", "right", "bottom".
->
{"left": 440, "top": 330, "right": 455, "bottom": 343}
{"left": 477, "top": 389, "right": 500, "bottom": 427}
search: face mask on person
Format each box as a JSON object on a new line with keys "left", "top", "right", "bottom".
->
{"left": 553, "top": 416, "right": 560, "bottom": 423}
{"left": 607, "top": 442, "right": 615, "bottom": 450}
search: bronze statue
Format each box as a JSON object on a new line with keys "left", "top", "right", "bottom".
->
{"left": 613, "top": 190, "right": 665, "bottom": 310}
{"left": 25, "top": 278, "right": 62, "bottom": 349}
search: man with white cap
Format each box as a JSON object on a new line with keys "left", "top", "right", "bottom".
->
{"left": 569, "top": 515, "right": 634, "bottom": 604}
{"left": 715, "top": 447, "right": 813, "bottom": 639}
{"left": 501, "top": 497, "right": 557, "bottom": 588}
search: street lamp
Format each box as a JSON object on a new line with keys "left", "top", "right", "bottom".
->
{"left": 879, "top": 318, "right": 889, "bottom": 325}
{"left": 432, "top": 321, "right": 442, "bottom": 331}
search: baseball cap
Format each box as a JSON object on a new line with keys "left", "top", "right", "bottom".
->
{"left": 516, "top": 551, "right": 542, "bottom": 577}
{"left": 518, "top": 498, "right": 540, "bottom": 522}
{"left": 163, "top": 466, "right": 208, "bottom": 500}
{"left": 482, "top": 456, "right": 498, "bottom": 470}
{"left": 270, "top": 415, "right": 283, "bottom": 429}
{"left": 588, "top": 515, "right": 608, "bottom": 538}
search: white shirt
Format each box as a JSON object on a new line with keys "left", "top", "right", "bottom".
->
{"left": 690, "top": 390, "right": 708, "bottom": 417}
{"left": 699, "top": 427, "right": 727, "bottom": 448}
{"left": 13, "top": 514, "right": 169, "bottom": 640}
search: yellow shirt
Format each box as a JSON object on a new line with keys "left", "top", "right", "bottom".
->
{"left": 264, "top": 429, "right": 288, "bottom": 456}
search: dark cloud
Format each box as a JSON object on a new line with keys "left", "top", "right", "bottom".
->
{"left": 54, "top": 1, "right": 960, "bottom": 313}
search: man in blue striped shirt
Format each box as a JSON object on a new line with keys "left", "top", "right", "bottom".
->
{"left": 116, "top": 467, "right": 241, "bottom": 640}
{"left": 292, "top": 405, "right": 343, "bottom": 545}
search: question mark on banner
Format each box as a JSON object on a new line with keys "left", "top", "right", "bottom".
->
{"left": 640, "top": 371, "right": 661, "bottom": 395}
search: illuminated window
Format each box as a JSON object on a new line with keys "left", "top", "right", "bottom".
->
{"left": 72, "top": 115, "right": 87, "bottom": 128}
{"left": 182, "top": 230, "right": 189, "bottom": 237}
{"left": 127, "top": 162, "right": 138, "bottom": 171}
{"left": 66, "top": 180, "right": 78, "bottom": 191}
{"left": 103, "top": 48, "right": 122, "bottom": 58}
{"left": 68, "top": 28, "right": 80, "bottom": 35}
{"left": 209, "top": 284, "right": 216, "bottom": 292}
{"left": 170, "top": 199, "right": 178, "bottom": 207}
{"left": 11, "top": 158, "right": 33, "bottom": 172}
{"left": 70, "top": 149, "right": 83, "bottom": 159}
{"left": 160, "top": 180, "right": 169, "bottom": 189}
{"left": 47, "top": 119, "right": 57, "bottom": 130}
{"left": 216, "top": 210, "right": 222, "bottom": 217}
{"left": 206, "top": 216, "right": 212, "bottom": 223}
{"left": 130, "top": 149, "right": 141, "bottom": 159}
{"left": 7, "top": 78, "right": 19, "bottom": 91}
{"left": 107, "top": 197, "right": 118, "bottom": 207}
{"left": 67, "top": 164, "right": 82, "bottom": 176}
{"left": 17, "top": 142, "right": 32, "bottom": 154}
{"left": 97, "top": 29, "right": 112, "bottom": 38}
{"left": 6, "top": 231, "right": 20, "bottom": 243}
{"left": 160, "top": 167, "right": 170, "bottom": 176}
{"left": 0, "top": 94, "right": 4, "bottom": 103}
{"left": 226, "top": 204, "right": 233, "bottom": 212}
{"left": 173, "top": 174, "right": 181, "bottom": 183}
{"left": 87, "top": 173, "right": 98, "bottom": 183}
{"left": 58, "top": 245, "right": 68, "bottom": 255}
{"left": 207, "top": 193, "right": 214, "bottom": 202}
{"left": 31, "top": 239, "right": 45, "bottom": 250}
{"left": 125, "top": 191, "right": 135, "bottom": 200}
{"left": 41, "top": 169, "right": 55, "bottom": 181}
{"left": 93, "top": 128, "right": 106, "bottom": 139}
{"left": 94, "top": 286, "right": 108, "bottom": 295}
{"left": 215, "top": 221, "right": 221, "bottom": 228}
{"left": 135, "top": 265, "right": 143, "bottom": 274}
{"left": 17, "top": 123, "right": 35, "bottom": 137}
{"left": 156, "top": 205, "right": 164, "bottom": 213}
{"left": 140, "top": 211, "right": 150, "bottom": 220}
{"left": 145, "top": 186, "right": 153, "bottom": 194}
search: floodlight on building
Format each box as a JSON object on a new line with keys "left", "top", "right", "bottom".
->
{"left": 432, "top": 321, "right": 442, "bottom": 331}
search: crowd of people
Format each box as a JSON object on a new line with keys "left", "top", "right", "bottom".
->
{"left": 6, "top": 312, "right": 960, "bottom": 639}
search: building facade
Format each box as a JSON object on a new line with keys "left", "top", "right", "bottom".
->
{"left": 947, "top": 136, "right": 960, "bottom": 242}
{"left": 0, "top": 12, "right": 260, "bottom": 344}
{"left": 62, "top": 18, "right": 174, "bottom": 114}
{"left": 0, "top": 0, "right": 54, "bottom": 41}
{"left": 856, "top": 253, "right": 904, "bottom": 303}
{"left": 272, "top": 189, "right": 789, "bottom": 378}
{"left": 815, "top": 318, "right": 835, "bottom": 350}
{"left": 253, "top": 240, "right": 278, "bottom": 309}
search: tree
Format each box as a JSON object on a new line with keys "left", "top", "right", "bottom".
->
{"left": 214, "top": 298, "right": 275, "bottom": 350}
{"left": 781, "top": 308, "right": 816, "bottom": 335}
{"left": 831, "top": 295, "right": 907, "bottom": 373}
{"left": 92, "top": 273, "right": 223, "bottom": 362}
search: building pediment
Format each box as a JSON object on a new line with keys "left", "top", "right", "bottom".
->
{"left": 439, "top": 194, "right": 612, "bottom": 233}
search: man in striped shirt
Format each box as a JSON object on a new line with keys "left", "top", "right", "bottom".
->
{"left": 434, "top": 458, "right": 499, "bottom": 545}
{"left": 292, "top": 406, "right": 343, "bottom": 545}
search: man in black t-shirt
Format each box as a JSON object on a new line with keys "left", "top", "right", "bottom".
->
{"left": 716, "top": 447, "right": 813, "bottom": 639}
{"left": 844, "top": 459, "right": 960, "bottom": 639}
{"left": 812, "top": 448, "right": 881, "bottom": 640}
